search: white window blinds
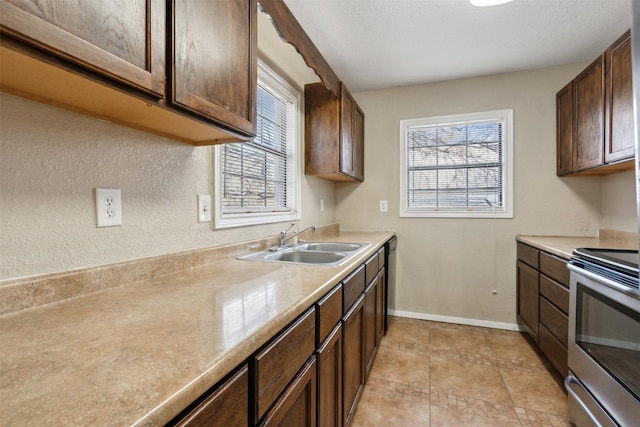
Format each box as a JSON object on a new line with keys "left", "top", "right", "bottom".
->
{"left": 221, "top": 85, "right": 293, "bottom": 213}
{"left": 400, "top": 110, "right": 513, "bottom": 218}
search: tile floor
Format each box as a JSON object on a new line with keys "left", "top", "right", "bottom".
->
{"left": 352, "top": 316, "right": 571, "bottom": 426}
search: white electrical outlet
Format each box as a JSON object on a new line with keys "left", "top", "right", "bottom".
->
{"left": 379, "top": 200, "right": 388, "bottom": 212}
{"left": 198, "top": 195, "right": 212, "bottom": 223}
{"left": 95, "top": 188, "right": 122, "bottom": 227}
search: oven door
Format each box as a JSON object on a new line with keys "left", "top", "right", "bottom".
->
{"left": 568, "top": 265, "right": 640, "bottom": 426}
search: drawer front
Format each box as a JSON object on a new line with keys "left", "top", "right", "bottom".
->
{"left": 343, "top": 265, "right": 365, "bottom": 314}
{"left": 174, "top": 365, "right": 248, "bottom": 427}
{"left": 254, "top": 308, "right": 316, "bottom": 423}
{"left": 539, "top": 252, "right": 569, "bottom": 287}
{"left": 540, "top": 296, "right": 568, "bottom": 347}
{"left": 538, "top": 323, "right": 568, "bottom": 377}
{"left": 365, "top": 253, "right": 379, "bottom": 285}
{"left": 316, "top": 284, "right": 343, "bottom": 346}
{"left": 517, "top": 242, "right": 539, "bottom": 269}
{"left": 540, "top": 275, "right": 569, "bottom": 314}
{"left": 377, "top": 247, "right": 385, "bottom": 271}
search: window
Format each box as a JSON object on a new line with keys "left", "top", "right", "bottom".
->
{"left": 214, "top": 61, "right": 301, "bottom": 228}
{"left": 399, "top": 109, "right": 513, "bottom": 218}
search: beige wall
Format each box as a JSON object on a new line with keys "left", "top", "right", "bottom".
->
{"left": 601, "top": 170, "right": 637, "bottom": 232}
{"left": 0, "top": 12, "right": 333, "bottom": 280}
{"left": 337, "top": 63, "right": 633, "bottom": 326}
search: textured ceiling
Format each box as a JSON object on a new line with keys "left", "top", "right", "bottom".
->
{"left": 283, "top": 0, "right": 632, "bottom": 92}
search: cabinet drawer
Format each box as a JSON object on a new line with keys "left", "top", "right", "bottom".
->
{"left": 540, "top": 252, "right": 569, "bottom": 287}
{"left": 517, "top": 243, "right": 539, "bottom": 269}
{"left": 172, "top": 365, "right": 248, "bottom": 427}
{"left": 377, "top": 247, "right": 385, "bottom": 271}
{"left": 540, "top": 297, "right": 568, "bottom": 347}
{"left": 538, "top": 323, "right": 568, "bottom": 377}
{"left": 343, "top": 265, "right": 365, "bottom": 314}
{"left": 253, "top": 308, "right": 316, "bottom": 423}
{"left": 365, "top": 253, "right": 379, "bottom": 285}
{"left": 316, "top": 284, "right": 342, "bottom": 346}
{"left": 540, "top": 275, "right": 569, "bottom": 315}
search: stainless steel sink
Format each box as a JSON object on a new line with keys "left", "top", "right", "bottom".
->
{"left": 295, "top": 242, "right": 365, "bottom": 252}
{"left": 265, "top": 250, "right": 347, "bottom": 264}
{"left": 238, "top": 242, "right": 369, "bottom": 266}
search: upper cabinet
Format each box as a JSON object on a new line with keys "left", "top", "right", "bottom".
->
{"left": 305, "top": 82, "right": 365, "bottom": 182}
{"left": 0, "top": 0, "right": 166, "bottom": 97}
{"left": 0, "top": 0, "right": 257, "bottom": 145}
{"left": 556, "top": 30, "right": 634, "bottom": 176}
{"left": 170, "top": 0, "right": 257, "bottom": 136}
{"left": 605, "top": 31, "right": 635, "bottom": 164}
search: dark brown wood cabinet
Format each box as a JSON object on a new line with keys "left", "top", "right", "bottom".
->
{"left": 573, "top": 56, "right": 605, "bottom": 172}
{"left": 0, "top": 0, "right": 257, "bottom": 145}
{"left": 0, "top": 0, "right": 166, "bottom": 97}
{"left": 253, "top": 308, "right": 316, "bottom": 424}
{"left": 305, "top": 82, "right": 365, "bottom": 182}
{"left": 605, "top": 30, "right": 635, "bottom": 164}
{"left": 342, "top": 295, "right": 365, "bottom": 427}
{"left": 316, "top": 324, "right": 342, "bottom": 427}
{"left": 169, "top": 0, "right": 257, "bottom": 136}
{"left": 556, "top": 82, "right": 573, "bottom": 175}
{"left": 259, "top": 357, "right": 317, "bottom": 427}
{"left": 516, "top": 259, "right": 539, "bottom": 340}
{"left": 170, "top": 365, "right": 249, "bottom": 427}
{"left": 556, "top": 29, "right": 634, "bottom": 176}
{"left": 516, "top": 242, "right": 570, "bottom": 376}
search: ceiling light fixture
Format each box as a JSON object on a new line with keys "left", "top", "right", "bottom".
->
{"left": 470, "top": 0, "right": 514, "bottom": 6}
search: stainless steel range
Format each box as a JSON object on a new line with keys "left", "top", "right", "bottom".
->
{"left": 566, "top": 248, "right": 639, "bottom": 426}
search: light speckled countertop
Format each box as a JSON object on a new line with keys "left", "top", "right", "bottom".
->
{"left": 0, "top": 230, "right": 394, "bottom": 426}
{"left": 516, "top": 231, "right": 638, "bottom": 260}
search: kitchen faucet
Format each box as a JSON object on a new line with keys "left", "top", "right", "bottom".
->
{"left": 279, "top": 223, "right": 316, "bottom": 247}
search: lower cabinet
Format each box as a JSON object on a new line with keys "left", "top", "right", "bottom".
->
{"left": 316, "top": 324, "right": 343, "bottom": 427}
{"left": 364, "top": 273, "right": 381, "bottom": 380}
{"left": 516, "top": 242, "right": 570, "bottom": 377}
{"left": 259, "top": 357, "right": 317, "bottom": 427}
{"left": 516, "top": 260, "right": 539, "bottom": 340}
{"left": 342, "top": 295, "right": 365, "bottom": 427}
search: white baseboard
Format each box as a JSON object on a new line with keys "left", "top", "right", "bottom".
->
{"left": 389, "top": 309, "right": 522, "bottom": 332}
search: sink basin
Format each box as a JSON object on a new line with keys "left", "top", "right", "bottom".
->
{"left": 265, "top": 250, "right": 347, "bottom": 264}
{"left": 238, "top": 242, "right": 370, "bottom": 266}
{"left": 295, "top": 242, "right": 364, "bottom": 252}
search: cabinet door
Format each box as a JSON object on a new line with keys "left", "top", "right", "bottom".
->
{"left": 605, "top": 31, "right": 635, "bottom": 164}
{"left": 375, "top": 270, "right": 385, "bottom": 345}
{"left": 342, "top": 295, "right": 365, "bottom": 427}
{"left": 516, "top": 260, "right": 539, "bottom": 341}
{"left": 172, "top": 365, "right": 248, "bottom": 427}
{"left": 0, "top": 0, "right": 165, "bottom": 97}
{"left": 573, "top": 55, "right": 605, "bottom": 172}
{"left": 259, "top": 357, "right": 317, "bottom": 427}
{"left": 363, "top": 277, "right": 378, "bottom": 381}
{"left": 317, "top": 324, "right": 342, "bottom": 427}
{"left": 340, "top": 88, "right": 355, "bottom": 178}
{"left": 556, "top": 82, "right": 573, "bottom": 175}
{"left": 352, "top": 104, "right": 365, "bottom": 181}
{"left": 170, "top": 0, "right": 257, "bottom": 136}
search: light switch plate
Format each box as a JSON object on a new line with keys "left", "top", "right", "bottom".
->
{"left": 198, "top": 195, "right": 212, "bottom": 223}
{"left": 379, "top": 200, "right": 388, "bottom": 213}
{"left": 95, "top": 188, "right": 122, "bottom": 227}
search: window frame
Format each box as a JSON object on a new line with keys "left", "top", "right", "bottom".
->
{"left": 213, "top": 60, "right": 302, "bottom": 229}
{"left": 399, "top": 109, "right": 514, "bottom": 219}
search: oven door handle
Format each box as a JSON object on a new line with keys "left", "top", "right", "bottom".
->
{"left": 565, "top": 375, "right": 604, "bottom": 427}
